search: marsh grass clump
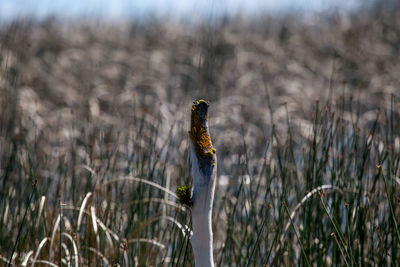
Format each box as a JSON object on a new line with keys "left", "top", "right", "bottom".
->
{"left": 1, "top": 89, "right": 399, "bottom": 266}
{"left": 1, "top": 9, "right": 400, "bottom": 266}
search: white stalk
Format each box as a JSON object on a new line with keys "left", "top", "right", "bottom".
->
{"left": 190, "top": 142, "right": 216, "bottom": 267}
{"left": 188, "top": 100, "right": 217, "bottom": 267}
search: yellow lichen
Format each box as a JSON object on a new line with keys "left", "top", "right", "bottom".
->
{"left": 189, "top": 100, "right": 215, "bottom": 161}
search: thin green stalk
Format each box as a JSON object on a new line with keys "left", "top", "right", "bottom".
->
{"left": 8, "top": 179, "right": 37, "bottom": 267}
{"left": 59, "top": 199, "right": 62, "bottom": 267}
{"left": 245, "top": 204, "right": 269, "bottom": 267}
{"left": 319, "top": 192, "right": 352, "bottom": 267}
{"left": 381, "top": 170, "right": 400, "bottom": 245}
{"left": 283, "top": 201, "right": 311, "bottom": 267}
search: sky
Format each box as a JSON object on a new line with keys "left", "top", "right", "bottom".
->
{"left": 0, "top": 0, "right": 370, "bottom": 22}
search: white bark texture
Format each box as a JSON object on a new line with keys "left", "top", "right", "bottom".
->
{"left": 190, "top": 141, "right": 216, "bottom": 267}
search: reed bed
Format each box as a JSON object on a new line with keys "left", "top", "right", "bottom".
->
{"left": 1, "top": 8, "right": 400, "bottom": 266}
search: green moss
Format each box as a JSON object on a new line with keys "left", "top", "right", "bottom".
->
{"left": 176, "top": 185, "right": 192, "bottom": 206}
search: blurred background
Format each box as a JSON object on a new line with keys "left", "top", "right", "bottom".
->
{"left": 1, "top": 0, "right": 398, "bottom": 163}
{"left": 1, "top": 0, "right": 400, "bottom": 266}
{"left": 0, "top": 0, "right": 373, "bottom": 22}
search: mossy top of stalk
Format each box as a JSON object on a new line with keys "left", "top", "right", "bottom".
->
{"left": 189, "top": 100, "right": 216, "bottom": 174}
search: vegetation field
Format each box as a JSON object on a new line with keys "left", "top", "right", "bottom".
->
{"left": 1, "top": 6, "right": 400, "bottom": 266}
